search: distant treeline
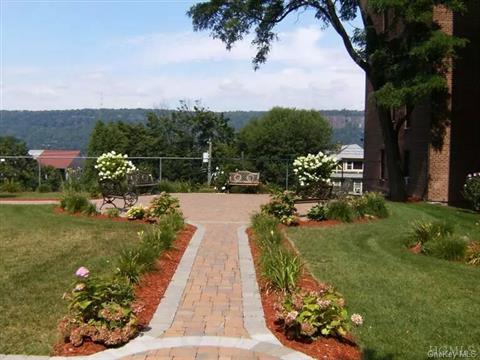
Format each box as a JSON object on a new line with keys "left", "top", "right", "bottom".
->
{"left": 0, "top": 108, "right": 363, "bottom": 151}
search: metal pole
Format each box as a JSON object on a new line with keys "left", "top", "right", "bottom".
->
{"left": 285, "top": 160, "right": 289, "bottom": 190}
{"left": 158, "top": 158, "right": 162, "bottom": 182}
{"left": 207, "top": 139, "right": 213, "bottom": 186}
{"left": 38, "top": 162, "right": 41, "bottom": 188}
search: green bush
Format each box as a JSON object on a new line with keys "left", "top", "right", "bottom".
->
{"left": 463, "top": 173, "right": 480, "bottom": 211}
{"left": 423, "top": 235, "right": 467, "bottom": 261}
{"left": 60, "top": 191, "right": 95, "bottom": 214}
{"left": 307, "top": 203, "right": 327, "bottom": 221}
{"left": 466, "top": 242, "right": 480, "bottom": 266}
{"left": 0, "top": 179, "right": 23, "bottom": 193}
{"left": 116, "top": 248, "right": 145, "bottom": 283}
{"left": 408, "top": 220, "right": 454, "bottom": 246}
{"left": 326, "top": 199, "right": 355, "bottom": 223}
{"left": 278, "top": 288, "right": 362, "bottom": 340}
{"left": 148, "top": 192, "right": 181, "bottom": 218}
{"left": 159, "top": 212, "right": 185, "bottom": 232}
{"left": 60, "top": 268, "right": 138, "bottom": 347}
{"left": 36, "top": 183, "right": 52, "bottom": 193}
{"left": 126, "top": 205, "right": 147, "bottom": 220}
{"left": 260, "top": 248, "right": 301, "bottom": 293}
{"left": 251, "top": 213, "right": 283, "bottom": 249}
{"left": 261, "top": 191, "right": 298, "bottom": 225}
{"left": 156, "top": 180, "right": 196, "bottom": 193}
{"left": 354, "top": 192, "right": 389, "bottom": 218}
{"left": 105, "top": 208, "right": 120, "bottom": 218}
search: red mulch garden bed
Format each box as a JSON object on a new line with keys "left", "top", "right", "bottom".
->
{"left": 247, "top": 228, "right": 361, "bottom": 360}
{"left": 53, "top": 223, "right": 197, "bottom": 356}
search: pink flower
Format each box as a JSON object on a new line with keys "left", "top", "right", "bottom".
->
{"left": 351, "top": 313, "right": 363, "bottom": 326}
{"left": 75, "top": 266, "right": 90, "bottom": 278}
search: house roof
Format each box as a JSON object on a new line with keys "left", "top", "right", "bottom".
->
{"left": 37, "top": 150, "right": 81, "bottom": 169}
{"left": 334, "top": 144, "right": 364, "bottom": 160}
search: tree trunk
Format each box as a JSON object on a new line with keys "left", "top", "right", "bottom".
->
{"left": 376, "top": 106, "right": 407, "bottom": 201}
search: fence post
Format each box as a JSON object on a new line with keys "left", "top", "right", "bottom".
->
{"left": 158, "top": 158, "right": 162, "bottom": 183}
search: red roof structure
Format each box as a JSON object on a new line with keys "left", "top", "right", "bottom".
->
{"left": 37, "top": 150, "right": 81, "bottom": 169}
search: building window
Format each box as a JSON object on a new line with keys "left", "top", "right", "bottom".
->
{"left": 403, "top": 150, "right": 410, "bottom": 178}
{"left": 345, "top": 162, "right": 354, "bottom": 170}
{"left": 353, "top": 161, "right": 363, "bottom": 170}
{"left": 353, "top": 181, "right": 363, "bottom": 194}
{"left": 380, "top": 149, "right": 386, "bottom": 180}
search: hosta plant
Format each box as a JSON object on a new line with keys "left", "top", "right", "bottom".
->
{"left": 277, "top": 287, "right": 362, "bottom": 340}
{"left": 307, "top": 203, "right": 327, "bottom": 221}
{"left": 95, "top": 151, "right": 136, "bottom": 182}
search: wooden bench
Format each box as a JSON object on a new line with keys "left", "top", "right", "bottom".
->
{"left": 99, "top": 171, "right": 159, "bottom": 210}
{"left": 227, "top": 171, "right": 260, "bottom": 191}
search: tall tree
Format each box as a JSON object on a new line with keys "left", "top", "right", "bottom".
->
{"left": 0, "top": 136, "right": 36, "bottom": 190}
{"left": 188, "top": 0, "right": 467, "bottom": 201}
{"left": 238, "top": 107, "right": 332, "bottom": 183}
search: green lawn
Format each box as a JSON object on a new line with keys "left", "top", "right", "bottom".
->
{"left": 0, "top": 205, "right": 147, "bottom": 355}
{"left": 0, "top": 192, "right": 62, "bottom": 199}
{"left": 288, "top": 202, "right": 480, "bottom": 360}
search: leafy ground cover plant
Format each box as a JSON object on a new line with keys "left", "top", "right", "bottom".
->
{"left": 277, "top": 287, "right": 362, "bottom": 340}
{"left": 261, "top": 191, "right": 298, "bottom": 225}
{"left": 59, "top": 267, "right": 138, "bottom": 347}
{"left": 126, "top": 205, "right": 147, "bottom": 220}
{"left": 148, "top": 192, "right": 181, "bottom": 218}
{"left": 463, "top": 173, "right": 480, "bottom": 211}
{"left": 353, "top": 192, "right": 389, "bottom": 219}
{"left": 406, "top": 220, "right": 454, "bottom": 247}
{"left": 307, "top": 203, "right": 327, "bottom": 221}
{"left": 105, "top": 208, "right": 120, "bottom": 218}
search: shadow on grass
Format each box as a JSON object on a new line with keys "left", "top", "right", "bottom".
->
{"left": 0, "top": 193, "right": 17, "bottom": 198}
{"left": 363, "top": 348, "right": 396, "bottom": 360}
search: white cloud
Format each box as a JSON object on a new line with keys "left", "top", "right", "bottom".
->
{"left": 2, "top": 26, "right": 364, "bottom": 110}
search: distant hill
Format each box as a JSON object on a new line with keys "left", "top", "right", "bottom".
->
{"left": 0, "top": 108, "right": 363, "bottom": 151}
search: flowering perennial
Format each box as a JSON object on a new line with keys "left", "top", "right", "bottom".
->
{"left": 95, "top": 151, "right": 136, "bottom": 182}
{"left": 293, "top": 152, "right": 337, "bottom": 187}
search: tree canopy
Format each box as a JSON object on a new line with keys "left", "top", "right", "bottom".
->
{"left": 188, "top": 0, "right": 468, "bottom": 200}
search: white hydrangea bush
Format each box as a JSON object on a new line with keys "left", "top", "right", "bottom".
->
{"left": 95, "top": 151, "right": 136, "bottom": 182}
{"left": 293, "top": 152, "right": 337, "bottom": 187}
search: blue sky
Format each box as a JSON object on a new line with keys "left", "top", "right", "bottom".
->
{"left": 1, "top": 0, "right": 364, "bottom": 111}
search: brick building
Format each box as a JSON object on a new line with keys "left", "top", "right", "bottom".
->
{"left": 363, "top": 2, "right": 480, "bottom": 204}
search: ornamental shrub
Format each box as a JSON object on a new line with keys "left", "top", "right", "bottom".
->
{"left": 126, "top": 205, "right": 147, "bottom": 220}
{"left": 95, "top": 151, "right": 136, "bottom": 182}
{"left": 407, "top": 220, "right": 454, "bottom": 246}
{"left": 148, "top": 192, "right": 181, "bottom": 218}
{"left": 307, "top": 203, "right": 327, "bottom": 221}
{"left": 261, "top": 191, "right": 298, "bottom": 225}
{"left": 325, "top": 199, "right": 355, "bottom": 223}
{"left": 422, "top": 234, "right": 467, "bottom": 261}
{"left": 278, "top": 287, "right": 362, "bottom": 340}
{"left": 463, "top": 173, "right": 480, "bottom": 211}
{"left": 105, "top": 208, "right": 120, "bottom": 218}
{"left": 0, "top": 179, "right": 23, "bottom": 193}
{"left": 293, "top": 152, "right": 337, "bottom": 198}
{"left": 60, "top": 191, "right": 96, "bottom": 215}
{"left": 59, "top": 268, "right": 138, "bottom": 347}
{"left": 260, "top": 248, "right": 301, "bottom": 293}
{"left": 353, "top": 192, "right": 389, "bottom": 219}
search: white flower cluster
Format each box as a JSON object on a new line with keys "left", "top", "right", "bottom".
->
{"left": 95, "top": 151, "right": 136, "bottom": 182}
{"left": 293, "top": 152, "right": 337, "bottom": 187}
{"left": 467, "top": 173, "right": 480, "bottom": 179}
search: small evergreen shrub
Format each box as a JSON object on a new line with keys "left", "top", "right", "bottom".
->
{"left": 260, "top": 248, "right": 301, "bottom": 293}
{"left": 466, "top": 241, "right": 480, "bottom": 266}
{"left": 325, "top": 199, "right": 355, "bottom": 223}
{"left": 307, "top": 203, "right": 327, "bottom": 221}
{"left": 423, "top": 235, "right": 467, "bottom": 261}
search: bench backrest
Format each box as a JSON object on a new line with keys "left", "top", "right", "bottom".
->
{"left": 228, "top": 171, "right": 260, "bottom": 185}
